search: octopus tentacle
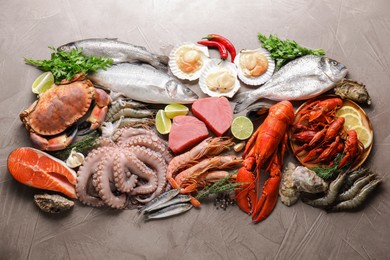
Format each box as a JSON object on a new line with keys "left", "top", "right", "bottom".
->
{"left": 128, "top": 146, "right": 168, "bottom": 203}
{"left": 113, "top": 151, "right": 138, "bottom": 193}
{"left": 94, "top": 152, "right": 127, "bottom": 209}
{"left": 119, "top": 134, "right": 173, "bottom": 163}
{"left": 76, "top": 147, "right": 109, "bottom": 207}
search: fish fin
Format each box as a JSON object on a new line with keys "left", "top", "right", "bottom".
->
{"left": 233, "top": 91, "right": 259, "bottom": 114}
{"left": 157, "top": 55, "right": 169, "bottom": 66}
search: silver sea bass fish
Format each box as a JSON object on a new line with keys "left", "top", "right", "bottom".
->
{"left": 58, "top": 38, "right": 169, "bottom": 71}
{"left": 88, "top": 63, "right": 198, "bottom": 104}
{"left": 234, "top": 55, "right": 348, "bottom": 113}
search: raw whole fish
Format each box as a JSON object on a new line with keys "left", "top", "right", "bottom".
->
{"left": 7, "top": 147, "right": 77, "bottom": 198}
{"left": 234, "top": 55, "right": 348, "bottom": 113}
{"left": 58, "top": 38, "right": 169, "bottom": 71}
{"left": 88, "top": 63, "right": 199, "bottom": 104}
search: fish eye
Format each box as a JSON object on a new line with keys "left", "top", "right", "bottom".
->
{"left": 331, "top": 60, "right": 338, "bottom": 66}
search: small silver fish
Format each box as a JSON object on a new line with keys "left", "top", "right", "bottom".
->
{"left": 334, "top": 79, "right": 372, "bottom": 105}
{"left": 58, "top": 38, "right": 168, "bottom": 71}
{"left": 144, "top": 203, "right": 193, "bottom": 220}
{"left": 234, "top": 55, "right": 348, "bottom": 113}
{"left": 34, "top": 194, "right": 74, "bottom": 213}
{"left": 139, "top": 189, "right": 180, "bottom": 214}
{"left": 143, "top": 195, "right": 191, "bottom": 214}
{"left": 88, "top": 63, "right": 198, "bottom": 104}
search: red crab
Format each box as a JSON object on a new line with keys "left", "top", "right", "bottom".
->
{"left": 20, "top": 78, "right": 110, "bottom": 151}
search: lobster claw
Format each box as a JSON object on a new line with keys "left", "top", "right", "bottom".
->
{"left": 235, "top": 167, "right": 256, "bottom": 214}
{"left": 252, "top": 152, "right": 282, "bottom": 223}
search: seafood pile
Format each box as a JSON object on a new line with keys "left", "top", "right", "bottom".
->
{"left": 7, "top": 34, "right": 381, "bottom": 223}
{"left": 291, "top": 97, "right": 364, "bottom": 168}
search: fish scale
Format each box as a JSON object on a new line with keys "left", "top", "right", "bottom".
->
{"left": 234, "top": 55, "right": 348, "bottom": 113}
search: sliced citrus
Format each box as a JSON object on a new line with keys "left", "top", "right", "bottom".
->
{"left": 231, "top": 116, "right": 254, "bottom": 140}
{"left": 156, "top": 110, "right": 172, "bottom": 134}
{"left": 336, "top": 106, "right": 361, "bottom": 119}
{"left": 164, "top": 104, "right": 189, "bottom": 119}
{"left": 350, "top": 125, "right": 373, "bottom": 149}
{"left": 338, "top": 113, "right": 362, "bottom": 130}
{"left": 32, "top": 72, "right": 54, "bottom": 94}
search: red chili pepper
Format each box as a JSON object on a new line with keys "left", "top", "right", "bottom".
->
{"left": 197, "top": 40, "right": 228, "bottom": 60}
{"left": 203, "top": 34, "right": 236, "bottom": 62}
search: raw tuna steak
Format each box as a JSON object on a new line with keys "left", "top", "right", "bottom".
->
{"left": 7, "top": 147, "right": 77, "bottom": 198}
{"left": 192, "top": 97, "right": 233, "bottom": 136}
{"left": 169, "top": 116, "right": 209, "bottom": 154}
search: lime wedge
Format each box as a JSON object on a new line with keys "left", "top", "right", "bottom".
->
{"left": 164, "top": 104, "right": 189, "bottom": 119}
{"left": 32, "top": 72, "right": 54, "bottom": 94}
{"left": 156, "top": 110, "right": 172, "bottom": 134}
{"left": 231, "top": 116, "right": 254, "bottom": 140}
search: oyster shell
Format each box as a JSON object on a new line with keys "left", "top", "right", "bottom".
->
{"left": 279, "top": 162, "right": 328, "bottom": 206}
{"left": 234, "top": 48, "right": 275, "bottom": 86}
{"left": 34, "top": 194, "right": 74, "bottom": 213}
{"left": 169, "top": 43, "right": 210, "bottom": 81}
{"left": 199, "top": 59, "right": 240, "bottom": 98}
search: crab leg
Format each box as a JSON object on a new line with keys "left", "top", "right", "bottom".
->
{"left": 30, "top": 128, "right": 78, "bottom": 151}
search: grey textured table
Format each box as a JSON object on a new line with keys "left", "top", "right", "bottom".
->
{"left": 1, "top": 1, "right": 389, "bottom": 259}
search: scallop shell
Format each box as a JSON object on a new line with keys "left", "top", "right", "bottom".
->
{"left": 199, "top": 59, "right": 241, "bottom": 98}
{"left": 168, "top": 42, "right": 210, "bottom": 81}
{"left": 234, "top": 47, "right": 275, "bottom": 86}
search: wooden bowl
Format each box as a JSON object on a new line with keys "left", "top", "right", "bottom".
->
{"left": 289, "top": 95, "right": 373, "bottom": 171}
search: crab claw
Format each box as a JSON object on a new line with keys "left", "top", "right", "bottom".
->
{"left": 235, "top": 167, "right": 256, "bottom": 214}
{"left": 29, "top": 127, "right": 78, "bottom": 151}
{"left": 87, "top": 88, "right": 110, "bottom": 130}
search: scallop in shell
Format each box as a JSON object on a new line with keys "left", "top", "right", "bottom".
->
{"left": 169, "top": 43, "right": 210, "bottom": 81}
{"left": 199, "top": 59, "right": 240, "bottom": 98}
{"left": 234, "top": 47, "right": 275, "bottom": 86}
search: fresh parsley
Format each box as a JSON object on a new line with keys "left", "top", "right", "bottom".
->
{"left": 24, "top": 46, "right": 113, "bottom": 83}
{"left": 258, "top": 33, "right": 325, "bottom": 69}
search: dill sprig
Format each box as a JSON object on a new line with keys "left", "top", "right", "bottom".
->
{"left": 312, "top": 153, "right": 351, "bottom": 180}
{"left": 195, "top": 171, "right": 243, "bottom": 200}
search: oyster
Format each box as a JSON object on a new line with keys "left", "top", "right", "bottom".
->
{"left": 199, "top": 59, "right": 240, "bottom": 98}
{"left": 169, "top": 43, "right": 210, "bottom": 81}
{"left": 34, "top": 194, "right": 74, "bottom": 213}
{"left": 334, "top": 79, "right": 372, "bottom": 105}
{"left": 234, "top": 48, "right": 275, "bottom": 86}
{"left": 279, "top": 162, "right": 328, "bottom": 206}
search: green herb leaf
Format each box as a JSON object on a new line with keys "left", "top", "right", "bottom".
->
{"left": 258, "top": 33, "right": 325, "bottom": 69}
{"left": 24, "top": 47, "right": 113, "bottom": 83}
{"left": 195, "top": 171, "right": 243, "bottom": 200}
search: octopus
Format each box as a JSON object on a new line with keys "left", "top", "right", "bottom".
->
{"left": 76, "top": 127, "right": 173, "bottom": 209}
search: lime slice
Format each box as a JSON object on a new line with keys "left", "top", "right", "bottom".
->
{"left": 156, "top": 110, "right": 172, "bottom": 134}
{"left": 350, "top": 125, "right": 373, "bottom": 149}
{"left": 164, "top": 104, "right": 189, "bottom": 119}
{"left": 32, "top": 72, "right": 54, "bottom": 94}
{"left": 338, "top": 113, "right": 362, "bottom": 130}
{"left": 336, "top": 106, "right": 361, "bottom": 119}
{"left": 231, "top": 116, "right": 254, "bottom": 140}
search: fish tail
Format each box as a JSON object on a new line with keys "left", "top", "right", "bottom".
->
{"left": 233, "top": 91, "right": 259, "bottom": 114}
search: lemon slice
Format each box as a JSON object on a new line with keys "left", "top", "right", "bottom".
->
{"left": 336, "top": 106, "right": 361, "bottom": 119}
{"left": 350, "top": 125, "right": 373, "bottom": 149}
{"left": 32, "top": 72, "right": 54, "bottom": 94}
{"left": 164, "top": 104, "right": 189, "bottom": 119}
{"left": 156, "top": 110, "right": 172, "bottom": 134}
{"left": 338, "top": 113, "right": 362, "bottom": 130}
{"left": 231, "top": 116, "right": 254, "bottom": 140}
